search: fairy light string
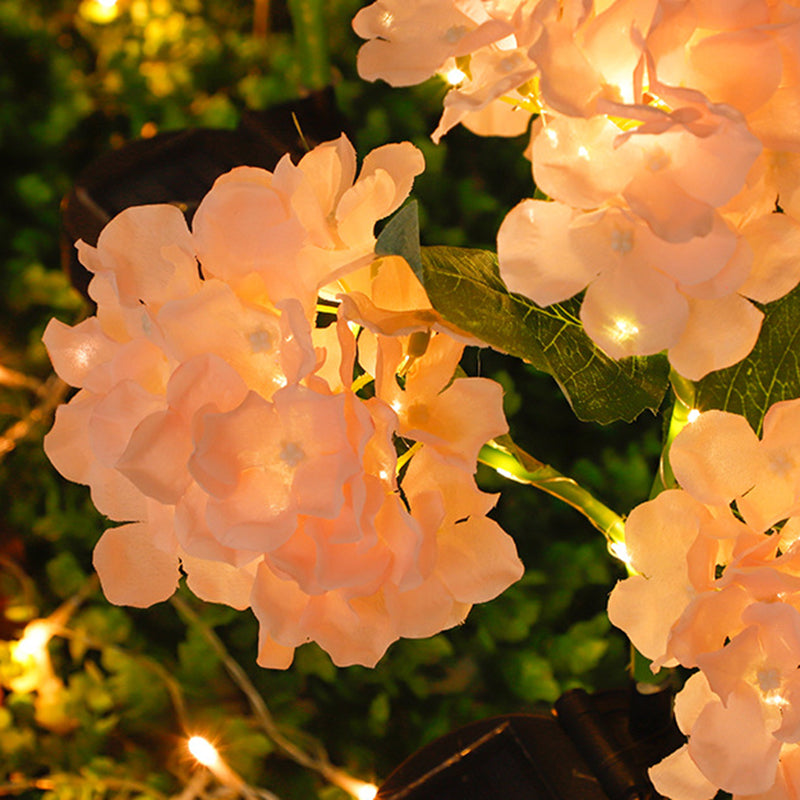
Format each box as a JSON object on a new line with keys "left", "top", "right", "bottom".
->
{"left": 2, "top": 574, "right": 377, "bottom": 799}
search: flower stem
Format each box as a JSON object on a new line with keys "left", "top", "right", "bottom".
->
{"left": 479, "top": 439, "right": 625, "bottom": 547}
{"left": 649, "top": 369, "right": 696, "bottom": 499}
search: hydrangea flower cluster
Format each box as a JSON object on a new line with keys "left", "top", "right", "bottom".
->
{"left": 354, "top": 0, "right": 800, "bottom": 378}
{"left": 608, "top": 402, "right": 800, "bottom": 800}
{"left": 43, "top": 135, "right": 524, "bottom": 669}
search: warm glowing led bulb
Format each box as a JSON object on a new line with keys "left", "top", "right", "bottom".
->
{"left": 13, "top": 620, "right": 53, "bottom": 662}
{"left": 79, "top": 0, "right": 120, "bottom": 23}
{"left": 444, "top": 67, "right": 466, "bottom": 86}
{"left": 608, "top": 540, "right": 631, "bottom": 565}
{"left": 611, "top": 318, "right": 639, "bottom": 344}
{"left": 188, "top": 736, "right": 220, "bottom": 768}
{"left": 354, "top": 783, "right": 379, "bottom": 800}
{"left": 331, "top": 772, "right": 380, "bottom": 800}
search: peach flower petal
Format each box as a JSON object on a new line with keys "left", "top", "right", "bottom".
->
{"left": 256, "top": 632, "right": 295, "bottom": 670}
{"left": 384, "top": 575, "right": 470, "bottom": 639}
{"left": 44, "top": 391, "right": 98, "bottom": 485}
{"left": 303, "top": 591, "right": 397, "bottom": 668}
{"left": 667, "top": 293, "right": 763, "bottom": 381}
{"left": 689, "top": 685, "right": 782, "bottom": 795}
{"left": 116, "top": 409, "right": 193, "bottom": 505}
{"left": 436, "top": 515, "right": 524, "bottom": 603}
{"left": 93, "top": 523, "right": 181, "bottom": 608}
{"left": 649, "top": 744, "right": 718, "bottom": 800}
{"left": 181, "top": 553, "right": 256, "bottom": 611}
{"left": 497, "top": 199, "right": 599, "bottom": 306}
{"left": 670, "top": 410, "right": 766, "bottom": 506}
{"left": 43, "top": 318, "right": 119, "bottom": 388}
{"left": 738, "top": 213, "right": 800, "bottom": 304}
{"left": 88, "top": 380, "right": 163, "bottom": 468}
{"left": 77, "top": 204, "right": 199, "bottom": 309}
{"left": 674, "top": 671, "right": 715, "bottom": 735}
{"left": 580, "top": 262, "right": 688, "bottom": 359}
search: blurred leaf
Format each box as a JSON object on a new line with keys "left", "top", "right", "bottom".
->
{"left": 695, "top": 283, "right": 800, "bottom": 434}
{"left": 377, "top": 206, "right": 669, "bottom": 423}
{"left": 501, "top": 651, "right": 560, "bottom": 704}
{"left": 45, "top": 552, "right": 87, "bottom": 599}
{"left": 549, "top": 615, "right": 611, "bottom": 676}
{"left": 177, "top": 624, "right": 221, "bottom": 687}
{"left": 368, "top": 693, "right": 391, "bottom": 736}
{"left": 220, "top": 716, "right": 274, "bottom": 780}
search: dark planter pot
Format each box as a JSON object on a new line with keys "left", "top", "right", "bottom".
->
{"left": 376, "top": 683, "right": 684, "bottom": 800}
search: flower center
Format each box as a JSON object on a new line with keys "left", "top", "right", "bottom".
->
{"left": 249, "top": 329, "right": 273, "bottom": 353}
{"left": 279, "top": 441, "right": 305, "bottom": 467}
{"left": 611, "top": 228, "right": 634, "bottom": 255}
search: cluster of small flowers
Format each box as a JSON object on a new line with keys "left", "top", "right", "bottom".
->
{"left": 354, "top": 0, "right": 800, "bottom": 379}
{"left": 43, "top": 135, "right": 523, "bottom": 668}
{"left": 608, "top": 403, "right": 800, "bottom": 800}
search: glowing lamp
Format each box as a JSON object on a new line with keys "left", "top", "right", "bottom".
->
{"left": 188, "top": 736, "right": 220, "bottom": 768}
{"left": 444, "top": 67, "right": 466, "bottom": 86}
{"left": 79, "top": 0, "right": 120, "bottom": 24}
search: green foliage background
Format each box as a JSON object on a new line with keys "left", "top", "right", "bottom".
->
{"left": 0, "top": 1, "right": 661, "bottom": 796}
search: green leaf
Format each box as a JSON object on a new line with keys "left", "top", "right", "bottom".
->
{"left": 377, "top": 205, "right": 669, "bottom": 423}
{"left": 376, "top": 200, "right": 423, "bottom": 275}
{"left": 695, "top": 284, "right": 800, "bottom": 434}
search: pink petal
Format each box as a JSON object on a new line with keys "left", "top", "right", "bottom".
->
{"left": 357, "top": 141, "right": 425, "bottom": 220}
{"left": 303, "top": 592, "right": 397, "bottom": 667}
{"left": 43, "top": 318, "right": 118, "bottom": 388}
{"left": 436, "top": 516, "right": 523, "bottom": 603}
{"left": 166, "top": 353, "right": 249, "bottom": 422}
{"left": 88, "top": 466, "right": 148, "bottom": 522}
{"left": 674, "top": 672, "right": 715, "bottom": 735}
{"left": 181, "top": 553, "right": 256, "bottom": 610}
{"left": 497, "top": 200, "right": 599, "bottom": 305}
{"left": 384, "top": 575, "right": 470, "bottom": 638}
{"left": 738, "top": 213, "right": 800, "bottom": 304}
{"left": 205, "top": 467, "right": 296, "bottom": 552}
{"left": 44, "top": 391, "right": 97, "bottom": 484}
{"left": 189, "top": 391, "right": 278, "bottom": 498}
{"left": 251, "top": 560, "right": 310, "bottom": 646}
{"left": 336, "top": 169, "right": 397, "bottom": 248}
{"left": 93, "top": 523, "right": 180, "bottom": 607}
{"left": 624, "top": 170, "right": 715, "bottom": 243}
{"left": 375, "top": 491, "right": 429, "bottom": 592}
{"left": 88, "top": 380, "right": 163, "bottom": 468}
{"left": 461, "top": 100, "right": 532, "bottom": 138}
{"left": 687, "top": 29, "right": 782, "bottom": 114}
{"left": 157, "top": 280, "right": 288, "bottom": 398}
{"left": 649, "top": 745, "right": 719, "bottom": 800}
{"left": 401, "top": 378, "right": 508, "bottom": 469}
{"left": 668, "top": 584, "right": 752, "bottom": 667}
{"left": 296, "top": 134, "right": 357, "bottom": 217}
{"left": 174, "top": 483, "right": 253, "bottom": 567}
{"left": 530, "top": 18, "right": 603, "bottom": 116}
{"left": 689, "top": 685, "right": 781, "bottom": 795}
{"left": 87, "top": 204, "right": 199, "bottom": 308}
{"left": 580, "top": 263, "right": 689, "bottom": 358}
{"left": 531, "top": 114, "right": 638, "bottom": 209}
{"left": 679, "top": 236, "right": 753, "bottom": 301}
{"left": 694, "top": 626, "right": 761, "bottom": 703}
{"left": 116, "top": 409, "right": 192, "bottom": 504}
{"left": 668, "top": 293, "right": 762, "bottom": 381}
{"left": 256, "top": 632, "right": 295, "bottom": 669}
{"left": 671, "top": 410, "right": 766, "bottom": 505}
{"left": 607, "top": 575, "right": 683, "bottom": 665}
